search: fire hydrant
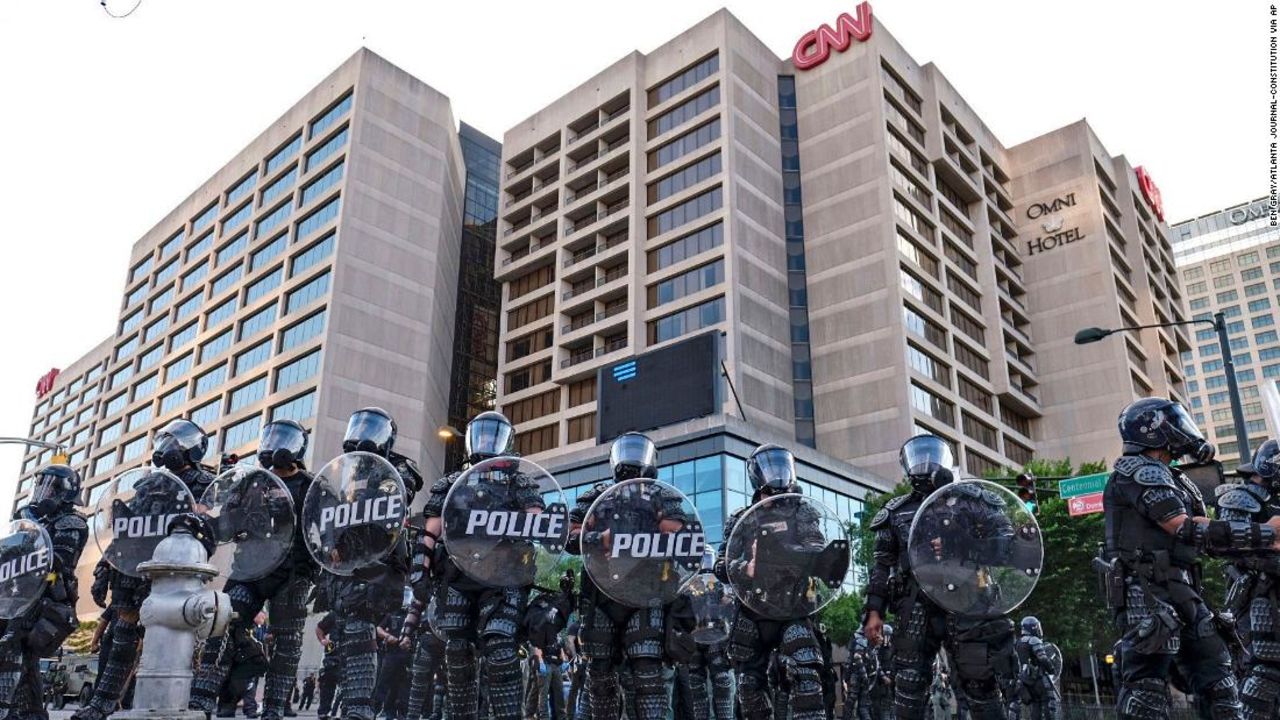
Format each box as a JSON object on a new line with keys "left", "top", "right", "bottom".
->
{"left": 117, "top": 521, "right": 232, "bottom": 719}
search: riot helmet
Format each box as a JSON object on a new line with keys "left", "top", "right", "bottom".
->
{"left": 258, "top": 419, "right": 308, "bottom": 472}
{"left": 1239, "top": 439, "right": 1280, "bottom": 491}
{"left": 899, "top": 434, "right": 955, "bottom": 495}
{"left": 1020, "top": 616, "right": 1043, "bottom": 638}
{"left": 747, "top": 444, "right": 798, "bottom": 495}
{"left": 153, "top": 419, "right": 209, "bottom": 471}
{"left": 464, "top": 411, "right": 515, "bottom": 464}
{"left": 1118, "top": 398, "right": 1214, "bottom": 462}
{"left": 609, "top": 432, "right": 658, "bottom": 481}
{"left": 343, "top": 407, "right": 396, "bottom": 456}
{"left": 29, "top": 464, "right": 81, "bottom": 517}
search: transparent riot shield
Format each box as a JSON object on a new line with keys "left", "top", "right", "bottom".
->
{"left": 0, "top": 520, "right": 53, "bottom": 620}
{"left": 581, "top": 478, "right": 705, "bottom": 609}
{"left": 906, "top": 480, "right": 1043, "bottom": 619}
{"left": 1046, "top": 642, "right": 1064, "bottom": 682}
{"left": 680, "top": 550, "right": 734, "bottom": 644}
{"left": 199, "top": 466, "right": 296, "bottom": 582}
{"left": 303, "top": 452, "right": 407, "bottom": 576}
{"left": 723, "top": 494, "right": 850, "bottom": 620}
{"left": 92, "top": 467, "right": 196, "bottom": 578}
{"left": 441, "top": 457, "right": 568, "bottom": 589}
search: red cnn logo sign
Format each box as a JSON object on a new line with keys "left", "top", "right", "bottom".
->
{"left": 1135, "top": 166, "right": 1165, "bottom": 223}
{"left": 792, "top": 3, "right": 874, "bottom": 71}
{"left": 35, "top": 368, "right": 60, "bottom": 400}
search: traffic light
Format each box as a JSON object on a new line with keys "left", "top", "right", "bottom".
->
{"left": 1016, "top": 472, "right": 1038, "bottom": 513}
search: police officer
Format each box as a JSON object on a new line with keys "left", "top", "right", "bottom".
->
{"left": 705, "top": 640, "right": 735, "bottom": 720}
{"left": 1101, "top": 398, "right": 1280, "bottom": 719}
{"left": 417, "top": 411, "right": 536, "bottom": 720}
{"left": 522, "top": 581, "right": 573, "bottom": 720}
{"left": 1009, "top": 617, "right": 1059, "bottom": 720}
{"left": 1216, "top": 438, "right": 1280, "bottom": 719}
{"left": 0, "top": 465, "right": 88, "bottom": 720}
{"left": 861, "top": 434, "right": 1015, "bottom": 720}
{"left": 315, "top": 612, "right": 341, "bottom": 720}
{"left": 568, "top": 432, "right": 692, "bottom": 720}
{"left": 398, "top": 590, "right": 445, "bottom": 720}
{"left": 869, "top": 624, "right": 894, "bottom": 720}
{"left": 841, "top": 630, "right": 873, "bottom": 720}
{"left": 190, "top": 420, "right": 316, "bottom": 720}
{"left": 327, "top": 408, "right": 419, "bottom": 720}
{"left": 717, "top": 443, "right": 835, "bottom": 720}
{"left": 76, "top": 419, "right": 215, "bottom": 720}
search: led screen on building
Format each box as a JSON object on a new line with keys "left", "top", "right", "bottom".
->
{"left": 596, "top": 331, "right": 719, "bottom": 443}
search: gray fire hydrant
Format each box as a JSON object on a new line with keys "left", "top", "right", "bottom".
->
{"left": 116, "top": 525, "right": 233, "bottom": 720}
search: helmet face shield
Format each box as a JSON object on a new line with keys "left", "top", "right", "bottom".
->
{"left": 899, "top": 435, "right": 954, "bottom": 478}
{"left": 748, "top": 446, "right": 797, "bottom": 491}
{"left": 157, "top": 419, "right": 207, "bottom": 459}
{"left": 465, "top": 414, "right": 515, "bottom": 461}
{"left": 260, "top": 422, "right": 306, "bottom": 457}
{"left": 344, "top": 410, "right": 394, "bottom": 455}
{"left": 1168, "top": 404, "right": 1204, "bottom": 443}
{"left": 609, "top": 433, "right": 658, "bottom": 480}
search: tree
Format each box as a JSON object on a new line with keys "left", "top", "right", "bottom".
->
{"left": 820, "top": 592, "right": 863, "bottom": 647}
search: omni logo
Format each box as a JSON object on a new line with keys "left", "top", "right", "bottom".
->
{"left": 792, "top": 3, "right": 874, "bottom": 71}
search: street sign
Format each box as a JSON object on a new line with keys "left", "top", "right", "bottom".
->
{"left": 1067, "top": 492, "right": 1104, "bottom": 517}
{"left": 1059, "top": 473, "right": 1107, "bottom": 499}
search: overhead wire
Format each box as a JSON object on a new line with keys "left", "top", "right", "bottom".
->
{"left": 101, "top": 0, "right": 142, "bottom": 19}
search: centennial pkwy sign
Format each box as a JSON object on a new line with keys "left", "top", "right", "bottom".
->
{"left": 792, "top": 3, "right": 874, "bottom": 71}
{"left": 34, "top": 368, "right": 60, "bottom": 400}
{"left": 1135, "top": 166, "right": 1165, "bottom": 222}
{"left": 1060, "top": 472, "right": 1108, "bottom": 517}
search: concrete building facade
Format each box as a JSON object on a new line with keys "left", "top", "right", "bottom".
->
{"left": 17, "top": 49, "right": 498, "bottom": 616}
{"left": 1171, "top": 197, "right": 1280, "bottom": 465}
{"left": 492, "top": 5, "right": 1186, "bottom": 481}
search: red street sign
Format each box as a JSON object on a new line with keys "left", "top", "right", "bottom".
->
{"left": 1135, "top": 166, "right": 1165, "bottom": 222}
{"left": 792, "top": 3, "right": 874, "bottom": 71}
{"left": 1067, "top": 492, "right": 1104, "bottom": 517}
{"left": 35, "top": 368, "right": 60, "bottom": 400}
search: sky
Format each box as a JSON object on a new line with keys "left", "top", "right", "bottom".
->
{"left": 0, "top": 0, "right": 1267, "bottom": 508}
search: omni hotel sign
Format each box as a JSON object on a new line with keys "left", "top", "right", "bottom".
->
{"left": 1024, "top": 192, "right": 1086, "bottom": 256}
{"left": 792, "top": 3, "right": 874, "bottom": 70}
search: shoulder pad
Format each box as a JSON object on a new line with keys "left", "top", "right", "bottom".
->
{"left": 1114, "top": 455, "right": 1168, "bottom": 479}
{"left": 54, "top": 514, "right": 88, "bottom": 532}
{"left": 429, "top": 474, "right": 457, "bottom": 494}
{"left": 1218, "top": 487, "right": 1264, "bottom": 514}
{"left": 870, "top": 508, "right": 891, "bottom": 530}
{"left": 1132, "top": 463, "right": 1174, "bottom": 487}
{"left": 980, "top": 489, "right": 1007, "bottom": 508}
{"left": 884, "top": 495, "right": 912, "bottom": 511}
{"left": 1025, "top": 635, "right": 1043, "bottom": 648}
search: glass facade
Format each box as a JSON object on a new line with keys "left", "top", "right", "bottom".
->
{"left": 778, "top": 75, "right": 815, "bottom": 447}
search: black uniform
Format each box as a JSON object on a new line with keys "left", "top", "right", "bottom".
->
{"left": 1010, "top": 633, "right": 1059, "bottom": 720}
{"left": 569, "top": 480, "right": 692, "bottom": 720}
{"left": 191, "top": 469, "right": 315, "bottom": 720}
{"left": 400, "top": 596, "right": 445, "bottom": 720}
{"left": 865, "top": 484, "right": 1016, "bottom": 720}
{"left": 1102, "top": 453, "right": 1275, "bottom": 719}
{"left": 374, "top": 608, "right": 412, "bottom": 720}
{"left": 841, "top": 634, "right": 873, "bottom": 720}
{"left": 423, "top": 466, "right": 544, "bottom": 720}
{"left": 316, "top": 614, "right": 341, "bottom": 720}
{"left": 719, "top": 492, "right": 831, "bottom": 720}
{"left": 705, "top": 640, "right": 735, "bottom": 720}
{"left": 523, "top": 590, "right": 571, "bottom": 720}
{"left": 0, "top": 506, "right": 87, "bottom": 720}
{"left": 77, "top": 464, "right": 212, "bottom": 720}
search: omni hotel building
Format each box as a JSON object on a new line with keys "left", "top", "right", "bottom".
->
{"left": 18, "top": 5, "right": 1192, "bottom": 612}
{"left": 492, "top": 3, "right": 1187, "bottom": 489}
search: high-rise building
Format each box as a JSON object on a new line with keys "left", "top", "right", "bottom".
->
{"left": 16, "top": 49, "right": 500, "bottom": 616}
{"left": 491, "top": 5, "right": 1184, "bottom": 485}
{"left": 1170, "top": 197, "right": 1278, "bottom": 465}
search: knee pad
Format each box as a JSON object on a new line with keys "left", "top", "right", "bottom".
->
{"left": 896, "top": 668, "right": 929, "bottom": 697}
{"left": 1206, "top": 676, "right": 1244, "bottom": 720}
{"left": 781, "top": 621, "right": 823, "bottom": 666}
{"left": 1119, "top": 677, "right": 1168, "bottom": 720}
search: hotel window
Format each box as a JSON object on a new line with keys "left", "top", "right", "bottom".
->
{"left": 951, "top": 307, "right": 986, "bottom": 344}
{"left": 222, "top": 202, "right": 252, "bottom": 235}
{"left": 155, "top": 259, "right": 178, "bottom": 284}
{"left": 116, "top": 336, "right": 139, "bottom": 361}
{"left": 1241, "top": 251, "right": 1261, "bottom": 267}
{"left": 1251, "top": 299, "right": 1273, "bottom": 313}
{"left": 201, "top": 329, "right": 233, "bottom": 362}
{"left": 896, "top": 231, "right": 938, "bottom": 278}
{"left": 514, "top": 425, "right": 559, "bottom": 456}
{"left": 149, "top": 286, "right": 175, "bottom": 314}
{"left": 649, "top": 85, "right": 720, "bottom": 139}
{"left": 285, "top": 271, "right": 331, "bottom": 314}
{"left": 207, "top": 297, "right": 237, "bottom": 328}
{"left": 1247, "top": 283, "right": 1268, "bottom": 297}
{"left": 1218, "top": 290, "right": 1239, "bottom": 303}
{"left": 272, "top": 391, "right": 316, "bottom": 423}
{"left": 568, "top": 414, "right": 596, "bottom": 444}
{"left": 261, "top": 167, "right": 298, "bottom": 207}
{"left": 138, "top": 345, "right": 164, "bottom": 371}
{"left": 887, "top": 129, "right": 928, "bottom": 174}
{"left": 650, "top": 119, "right": 721, "bottom": 171}
{"left": 1255, "top": 315, "right": 1276, "bottom": 328}
{"left": 954, "top": 341, "right": 990, "bottom": 379}
{"left": 648, "top": 296, "right": 725, "bottom": 344}
{"left": 245, "top": 268, "right": 284, "bottom": 305}
{"left": 192, "top": 202, "right": 218, "bottom": 233}
{"left": 281, "top": 309, "right": 327, "bottom": 351}
{"left": 171, "top": 322, "right": 198, "bottom": 351}
{"left": 1211, "top": 259, "right": 1232, "bottom": 273}
{"left": 648, "top": 259, "right": 724, "bottom": 308}
{"left": 649, "top": 222, "right": 723, "bottom": 272}
{"left": 160, "top": 230, "right": 184, "bottom": 258}
{"left": 227, "top": 172, "right": 257, "bottom": 205}
{"left": 650, "top": 152, "right": 721, "bottom": 203}
{"left": 306, "top": 126, "right": 349, "bottom": 172}
{"left": 99, "top": 420, "right": 122, "bottom": 445}
{"left": 182, "top": 260, "right": 209, "bottom": 291}
{"left": 1184, "top": 267, "right": 1204, "bottom": 280}
{"left": 292, "top": 233, "right": 335, "bottom": 276}
{"left": 125, "top": 284, "right": 148, "bottom": 309}
{"left": 300, "top": 161, "right": 344, "bottom": 207}
{"left": 1200, "top": 343, "right": 1220, "bottom": 356}
{"left": 94, "top": 453, "right": 118, "bottom": 477}
{"left": 906, "top": 342, "right": 950, "bottom": 386}
{"left": 1214, "top": 275, "right": 1235, "bottom": 289}
{"left": 187, "top": 232, "right": 213, "bottom": 260}
{"left": 650, "top": 53, "right": 719, "bottom": 106}
{"left": 894, "top": 197, "right": 935, "bottom": 241}
{"left": 903, "top": 306, "right": 947, "bottom": 351}
{"left": 194, "top": 364, "right": 227, "bottom": 397}
{"left": 159, "top": 386, "right": 187, "bottom": 416}
{"left": 909, "top": 383, "right": 955, "bottom": 427}
{"left": 217, "top": 232, "right": 249, "bottom": 267}
{"left": 266, "top": 135, "right": 302, "bottom": 176}
{"left": 110, "top": 365, "right": 134, "bottom": 390}
{"left": 297, "top": 197, "right": 341, "bottom": 238}
{"left": 1204, "top": 359, "right": 1224, "bottom": 373}
{"left": 256, "top": 202, "right": 293, "bottom": 239}
{"left": 275, "top": 350, "right": 320, "bottom": 391}
{"left": 963, "top": 412, "right": 998, "bottom": 448}
{"left": 900, "top": 269, "right": 943, "bottom": 314}
{"left": 211, "top": 266, "right": 243, "bottom": 298}
{"left": 121, "top": 309, "right": 143, "bottom": 334}
{"left": 1186, "top": 281, "right": 1207, "bottom": 294}
{"left": 649, "top": 187, "right": 722, "bottom": 237}
{"left": 1260, "top": 330, "right": 1280, "bottom": 344}
{"left": 251, "top": 234, "right": 287, "bottom": 272}
{"left": 959, "top": 376, "right": 992, "bottom": 413}
{"left": 944, "top": 240, "right": 978, "bottom": 280}
{"left": 234, "top": 339, "right": 272, "bottom": 376}
{"left": 310, "top": 91, "right": 353, "bottom": 139}
{"left": 891, "top": 163, "right": 931, "bottom": 208}
{"left": 884, "top": 100, "right": 925, "bottom": 145}
{"left": 568, "top": 378, "right": 596, "bottom": 408}
{"left": 240, "top": 303, "right": 278, "bottom": 340}
{"left": 223, "top": 415, "right": 261, "bottom": 453}
{"left": 1243, "top": 267, "right": 1264, "bottom": 281}
{"left": 190, "top": 399, "right": 220, "bottom": 429}
{"left": 228, "top": 376, "right": 268, "bottom": 412}
{"left": 1262, "top": 346, "right": 1280, "bottom": 361}
{"left": 126, "top": 406, "right": 152, "bottom": 432}
{"left": 165, "top": 353, "right": 193, "bottom": 383}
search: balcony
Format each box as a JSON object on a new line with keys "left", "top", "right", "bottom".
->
{"left": 564, "top": 200, "right": 630, "bottom": 237}
{"left": 561, "top": 303, "right": 628, "bottom": 335}
{"left": 561, "top": 348, "right": 595, "bottom": 369}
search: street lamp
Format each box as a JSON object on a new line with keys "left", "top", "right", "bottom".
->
{"left": 437, "top": 426, "right": 462, "bottom": 441}
{"left": 1075, "top": 311, "right": 1251, "bottom": 463}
